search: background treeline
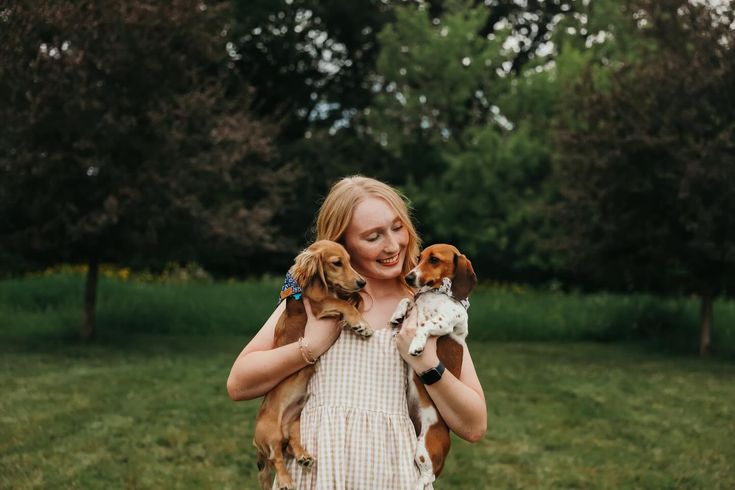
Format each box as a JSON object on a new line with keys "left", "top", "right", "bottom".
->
{"left": 1, "top": 0, "right": 734, "bottom": 351}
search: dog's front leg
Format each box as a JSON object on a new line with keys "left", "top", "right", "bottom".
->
{"left": 408, "top": 321, "right": 434, "bottom": 356}
{"left": 410, "top": 306, "right": 463, "bottom": 356}
{"left": 313, "top": 298, "right": 373, "bottom": 337}
{"left": 409, "top": 308, "right": 455, "bottom": 356}
{"left": 390, "top": 298, "right": 414, "bottom": 326}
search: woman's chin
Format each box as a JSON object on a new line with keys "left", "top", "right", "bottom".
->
{"left": 368, "top": 263, "right": 403, "bottom": 279}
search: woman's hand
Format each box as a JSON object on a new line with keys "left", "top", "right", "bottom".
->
{"left": 393, "top": 312, "right": 439, "bottom": 374}
{"left": 393, "top": 310, "right": 487, "bottom": 443}
{"left": 303, "top": 297, "right": 343, "bottom": 358}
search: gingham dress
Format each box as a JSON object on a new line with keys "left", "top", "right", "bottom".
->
{"left": 276, "top": 276, "right": 430, "bottom": 489}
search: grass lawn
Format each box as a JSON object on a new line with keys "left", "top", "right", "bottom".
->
{"left": 1, "top": 336, "right": 734, "bottom": 489}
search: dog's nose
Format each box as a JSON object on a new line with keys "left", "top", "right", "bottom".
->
{"left": 405, "top": 272, "right": 416, "bottom": 286}
{"left": 356, "top": 278, "right": 366, "bottom": 289}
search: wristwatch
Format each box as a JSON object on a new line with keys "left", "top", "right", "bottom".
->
{"left": 418, "top": 361, "right": 445, "bottom": 385}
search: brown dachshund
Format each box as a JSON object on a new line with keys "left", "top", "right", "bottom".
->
{"left": 254, "top": 240, "right": 372, "bottom": 490}
{"left": 390, "top": 243, "right": 477, "bottom": 489}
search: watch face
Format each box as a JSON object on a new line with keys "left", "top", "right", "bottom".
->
{"left": 421, "top": 368, "right": 441, "bottom": 385}
{"left": 420, "top": 362, "right": 445, "bottom": 385}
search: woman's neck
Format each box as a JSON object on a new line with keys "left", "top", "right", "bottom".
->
{"left": 362, "top": 276, "right": 410, "bottom": 300}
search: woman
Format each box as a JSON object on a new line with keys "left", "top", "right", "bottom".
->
{"left": 227, "top": 176, "right": 486, "bottom": 489}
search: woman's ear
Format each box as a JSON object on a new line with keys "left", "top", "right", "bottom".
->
{"left": 451, "top": 253, "right": 477, "bottom": 301}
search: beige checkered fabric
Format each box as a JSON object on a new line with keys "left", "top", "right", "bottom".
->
{"left": 274, "top": 327, "right": 430, "bottom": 489}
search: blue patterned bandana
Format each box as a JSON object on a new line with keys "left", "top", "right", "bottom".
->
{"left": 279, "top": 270, "right": 303, "bottom": 303}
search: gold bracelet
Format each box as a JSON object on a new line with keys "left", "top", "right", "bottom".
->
{"left": 298, "top": 337, "right": 317, "bottom": 365}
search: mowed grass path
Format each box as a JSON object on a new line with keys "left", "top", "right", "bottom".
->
{"left": 2, "top": 336, "right": 734, "bottom": 489}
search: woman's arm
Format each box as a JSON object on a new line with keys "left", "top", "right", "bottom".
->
{"left": 395, "top": 328, "right": 487, "bottom": 443}
{"left": 226, "top": 298, "right": 342, "bottom": 401}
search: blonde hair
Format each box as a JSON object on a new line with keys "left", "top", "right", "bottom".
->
{"left": 315, "top": 176, "right": 421, "bottom": 286}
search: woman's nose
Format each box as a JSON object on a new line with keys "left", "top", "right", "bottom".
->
{"left": 384, "top": 233, "right": 399, "bottom": 253}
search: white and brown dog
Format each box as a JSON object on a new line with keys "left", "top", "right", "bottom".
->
{"left": 390, "top": 243, "right": 477, "bottom": 489}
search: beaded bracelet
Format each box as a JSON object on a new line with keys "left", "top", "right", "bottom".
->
{"left": 298, "top": 337, "right": 317, "bottom": 365}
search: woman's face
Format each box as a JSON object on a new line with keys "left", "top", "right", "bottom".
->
{"left": 342, "top": 196, "right": 409, "bottom": 281}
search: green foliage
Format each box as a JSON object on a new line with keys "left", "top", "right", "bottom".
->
{"left": 406, "top": 123, "right": 560, "bottom": 277}
{"left": 2, "top": 339, "right": 735, "bottom": 488}
{"left": 555, "top": 0, "right": 735, "bottom": 295}
{"left": 369, "top": 0, "right": 509, "bottom": 153}
{"left": 0, "top": 1, "right": 292, "bottom": 276}
{"left": 231, "top": 0, "right": 394, "bottom": 132}
{"left": 367, "top": 1, "right": 570, "bottom": 280}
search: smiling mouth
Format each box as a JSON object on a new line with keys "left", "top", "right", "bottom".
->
{"left": 377, "top": 253, "right": 400, "bottom": 266}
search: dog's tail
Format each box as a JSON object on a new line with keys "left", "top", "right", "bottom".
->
{"left": 255, "top": 444, "right": 272, "bottom": 490}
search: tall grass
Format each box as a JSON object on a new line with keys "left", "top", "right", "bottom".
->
{"left": 1, "top": 273, "right": 734, "bottom": 357}
{"left": 470, "top": 285, "right": 735, "bottom": 357}
{"left": 0, "top": 274, "right": 279, "bottom": 340}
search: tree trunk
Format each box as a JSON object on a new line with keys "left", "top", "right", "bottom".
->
{"left": 81, "top": 259, "right": 99, "bottom": 341}
{"left": 699, "top": 292, "right": 713, "bottom": 357}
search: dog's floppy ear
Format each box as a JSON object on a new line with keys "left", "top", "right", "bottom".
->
{"left": 291, "top": 247, "right": 328, "bottom": 301}
{"left": 451, "top": 253, "right": 477, "bottom": 301}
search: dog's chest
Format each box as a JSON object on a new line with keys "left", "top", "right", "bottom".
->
{"left": 415, "top": 293, "right": 467, "bottom": 331}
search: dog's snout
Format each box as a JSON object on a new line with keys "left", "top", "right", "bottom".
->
{"left": 405, "top": 272, "right": 416, "bottom": 286}
{"left": 356, "top": 278, "right": 366, "bottom": 289}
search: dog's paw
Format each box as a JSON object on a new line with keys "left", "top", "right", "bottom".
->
{"left": 409, "top": 347, "right": 424, "bottom": 356}
{"left": 389, "top": 310, "right": 405, "bottom": 326}
{"left": 297, "top": 455, "right": 315, "bottom": 470}
{"left": 415, "top": 478, "right": 435, "bottom": 490}
{"left": 350, "top": 321, "right": 373, "bottom": 338}
{"left": 408, "top": 340, "right": 425, "bottom": 356}
{"left": 390, "top": 299, "right": 413, "bottom": 326}
{"left": 276, "top": 478, "right": 295, "bottom": 490}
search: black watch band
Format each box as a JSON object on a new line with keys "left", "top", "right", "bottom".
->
{"left": 418, "top": 361, "right": 445, "bottom": 385}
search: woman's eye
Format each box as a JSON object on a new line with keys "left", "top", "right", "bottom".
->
{"left": 367, "top": 234, "right": 379, "bottom": 242}
{"left": 392, "top": 223, "right": 403, "bottom": 231}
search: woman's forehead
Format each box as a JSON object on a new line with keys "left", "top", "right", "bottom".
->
{"left": 349, "top": 197, "right": 399, "bottom": 230}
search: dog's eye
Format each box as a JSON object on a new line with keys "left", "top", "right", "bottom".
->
{"left": 428, "top": 256, "right": 439, "bottom": 265}
{"left": 332, "top": 260, "right": 342, "bottom": 267}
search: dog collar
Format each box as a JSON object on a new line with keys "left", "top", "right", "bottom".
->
{"left": 416, "top": 277, "right": 470, "bottom": 310}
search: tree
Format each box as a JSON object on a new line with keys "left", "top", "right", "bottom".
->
{"left": 0, "top": 1, "right": 292, "bottom": 339}
{"left": 555, "top": 0, "right": 735, "bottom": 356}
{"left": 363, "top": 0, "right": 571, "bottom": 281}
{"left": 226, "top": 1, "right": 599, "bottom": 248}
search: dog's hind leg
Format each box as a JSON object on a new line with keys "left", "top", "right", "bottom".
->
{"left": 288, "top": 416, "right": 314, "bottom": 470}
{"left": 255, "top": 420, "right": 292, "bottom": 489}
{"left": 271, "top": 441, "right": 295, "bottom": 490}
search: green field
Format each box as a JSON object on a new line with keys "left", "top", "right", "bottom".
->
{"left": 1, "top": 275, "right": 735, "bottom": 488}
{"left": 2, "top": 337, "right": 734, "bottom": 489}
